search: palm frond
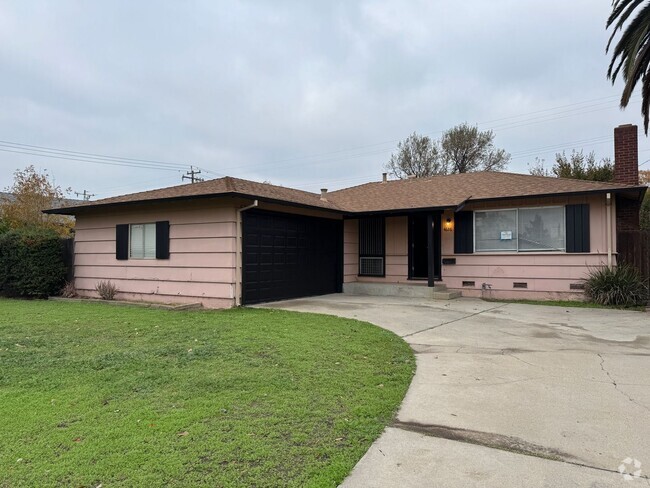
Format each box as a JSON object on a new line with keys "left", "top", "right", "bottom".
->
{"left": 607, "top": 0, "right": 644, "bottom": 50}
{"left": 607, "top": 0, "right": 650, "bottom": 133}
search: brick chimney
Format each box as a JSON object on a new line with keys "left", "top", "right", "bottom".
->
{"left": 614, "top": 124, "right": 639, "bottom": 185}
{"left": 613, "top": 124, "right": 641, "bottom": 232}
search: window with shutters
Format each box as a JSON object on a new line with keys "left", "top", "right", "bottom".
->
{"left": 358, "top": 217, "right": 385, "bottom": 276}
{"left": 474, "top": 206, "right": 566, "bottom": 253}
{"left": 130, "top": 223, "right": 157, "bottom": 259}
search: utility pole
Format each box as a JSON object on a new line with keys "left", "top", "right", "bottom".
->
{"left": 183, "top": 166, "right": 204, "bottom": 183}
{"left": 75, "top": 190, "right": 95, "bottom": 201}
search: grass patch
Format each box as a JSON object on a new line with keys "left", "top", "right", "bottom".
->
{"left": 0, "top": 299, "right": 413, "bottom": 487}
{"left": 483, "top": 298, "right": 646, "bottom": 311}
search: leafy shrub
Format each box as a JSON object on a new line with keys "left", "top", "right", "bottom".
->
{"left": 95, "top": 280, "right": 118, "bottom": 300}
{"left": 60, "top": 281, "right": 77, "bottom": 298}
{"left": 0, "top": 227, "right": 66, "bottom": 297}
{"left": 584, "top": 264, "right": 649, "bottom": 307}
{"left": 0, "top": 218, "right": 9, "bottom": 235}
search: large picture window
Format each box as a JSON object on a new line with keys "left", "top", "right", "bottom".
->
{"left": 518, "top": 207, "right": 565, "bottom": 251}
{"left": 475, "top": 210, "right": 517, "bottom": 252}
{"left": 130, "top": 223, "right": 157, "bottom": 259}
{"left": 474, "top": 207, "right": 565, "bottom": 253}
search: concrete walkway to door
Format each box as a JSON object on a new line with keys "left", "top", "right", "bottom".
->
{"left": 258, "top": 295, "right": 650, "bottom": 487}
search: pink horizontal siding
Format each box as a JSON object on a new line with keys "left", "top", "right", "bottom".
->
{"left": 344, "top": 219, "right": 358, "bottom": 283}
{"left": 75, "top": 265, "right": 234, "bottom": 283}
{"left": 75, "top": 252, "right": 235, "bottom": 268}
{"left": 343, "top": 193, "right": 616, "bottom": 300}
{"left": 356, "top": 216, "right": 411, "bottom": 284}
{"left": 73, "top": 198, "right": 237, "bottom": 308}
{"left": 441, "top": 194, "right": 613, "bottom": 299}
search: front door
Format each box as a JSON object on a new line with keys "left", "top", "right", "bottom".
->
{"left": 409, "top": 213, "right": 441, "bottom": 282}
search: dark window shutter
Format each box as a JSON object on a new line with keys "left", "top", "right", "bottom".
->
{"left": 454, "top": 211, "right": 474, "bottom": 254}
{"left": 566, "top": 204, "right": 590, "bottom": 253}
{"left": 156, "top": 221, "right": 170, "bottom": 259}
{"left": 116, "top": 224, "right": 129, "bottom": 260}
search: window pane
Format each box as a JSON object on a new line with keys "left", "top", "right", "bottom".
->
{"left": 144, "top": 223, "right": 157, "bottom": 258}
{"left": 130, "top": 224, "right": 144, "bottom": 258}
{"left": 518, "top": 207, "right": 565, "bottom": 251}
{"left": 475, "top": 210, "right": 517, "bottom": 252}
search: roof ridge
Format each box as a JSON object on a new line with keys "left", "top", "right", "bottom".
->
{"left": 227, "top": 175, "right": 321, "bottom": 197}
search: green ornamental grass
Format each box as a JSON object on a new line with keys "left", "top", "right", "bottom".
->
{"left": 0, "top": 299, "right": 413, "bottom": 487}
{"left": 584, "top": 264, "right": 649, "bottom": 307}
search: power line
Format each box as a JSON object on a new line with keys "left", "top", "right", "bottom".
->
{"left": 475, "top": 95, "right": 622, "bottom": 125}
{"left": 93, "top": 175, "right": 182, "bottom": 196}
{"left": 216, "top": 97, "right": 638, "bottom": 175}
{"left": 0, "top": 139, "right": 188, "bottom": 169}
{"left": 215, "top": 95, "right": 629, "bottom": 173}
{"left": 0, "top": 147, "right": 185, "bottom": 172}
{"left": 509, "top": 136, "right": 612, "bottom": 157}
{"left": 0, "top": 94, "right": 640, "bottom": 182}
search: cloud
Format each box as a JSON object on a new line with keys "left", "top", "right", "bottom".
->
{"left": 0, "top": 0, "right": 646, "bottom": 196}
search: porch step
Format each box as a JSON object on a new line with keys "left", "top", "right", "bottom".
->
{"left": 432, "top": 290, "right": 462, "bottom": 300}
{"left": 342, "top": 282, "right": 460, "bottom": 300}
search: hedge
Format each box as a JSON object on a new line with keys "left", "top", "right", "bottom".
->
{"left": 0, "top": 228, "right": 67, "bottom": 297}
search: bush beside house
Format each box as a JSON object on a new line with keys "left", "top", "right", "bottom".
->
{"left": 584, "top": 264, "right": 649, "bottom": 308}
{"left": 0, "top": 228, "right": 67, "bottom": 297}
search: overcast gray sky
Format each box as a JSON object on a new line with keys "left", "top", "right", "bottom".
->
{"left": 0, "top": 1, "right": 648, "bottom": 199}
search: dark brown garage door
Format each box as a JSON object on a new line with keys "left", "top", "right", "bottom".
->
{"left": 242, "top": 210, "right": 343, "bottom": 305}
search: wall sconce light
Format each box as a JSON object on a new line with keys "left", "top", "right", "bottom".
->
{"left": 443, "top": 217, "right": 453, "bottom": 232}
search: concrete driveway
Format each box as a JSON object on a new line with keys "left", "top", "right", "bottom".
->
{"left": 259, "top": 295, "right": 650, "bottom": 487}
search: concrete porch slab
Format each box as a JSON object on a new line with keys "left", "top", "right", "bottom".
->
{"left": 343, "top": 282, "right": 461, "bottom": 299}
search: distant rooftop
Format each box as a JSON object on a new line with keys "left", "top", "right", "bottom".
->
{"left": 1, "top": 192, "right": 82, "bottom": 209}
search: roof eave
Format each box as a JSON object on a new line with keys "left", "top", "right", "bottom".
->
{"left": 43, "top": 184, "right": 646, "bottom": 216}
{"left": 341, "top": 186, "right": 647, "bottom": 216}
{"left": 43, "top": 191, "right": 344, "bottom": 215}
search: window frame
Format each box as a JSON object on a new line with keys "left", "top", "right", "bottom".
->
{"left": 358, "top": 217, "right": 386, "bottom": 277}
{"left": 473, "top": 206, "right": 566, "bottom": 253}
{"left": 129, "top": 222, "right": 157, "bottom": 260}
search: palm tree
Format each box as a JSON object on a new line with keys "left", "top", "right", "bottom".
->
{"left": 607, "top": 0, "right": 650, "bottom": 134}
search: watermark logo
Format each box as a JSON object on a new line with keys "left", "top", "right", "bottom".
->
{"left": 618, "top": 458, "right": 642, "bottom": 481}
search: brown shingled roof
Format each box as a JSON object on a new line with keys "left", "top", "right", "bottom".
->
{"left": 46, "top": 172, "right": 645, "bottom": 215}
{"left": 327, "top": 172, "right": 646, "bottom": 213}
{"left": 48, "top": 176, "right": 343, "bottom": 213}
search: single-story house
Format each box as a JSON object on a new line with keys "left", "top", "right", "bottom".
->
{"left": 47, "top": 124, "right": 647, "bottom": 308}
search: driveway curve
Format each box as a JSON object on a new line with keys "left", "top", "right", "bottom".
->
{"left": 260, "top": 295, "right": 650, "bottom": 487}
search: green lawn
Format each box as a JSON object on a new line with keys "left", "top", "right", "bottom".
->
{"left": 0, "top": 299, "right": 413, "bottom": 487}
{"left": 483, "top": 298, "right": 647, "bottom": 311}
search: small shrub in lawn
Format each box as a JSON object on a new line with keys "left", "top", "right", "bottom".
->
{"left": 60, "top": 281, "right": 77, "bottom": 298}
{"left": 95, "top": 280, "right": 118, "bottom": 300}
{"left": 584, "top": 264, "right": 649, "bottom": 307}
{"left": 0, "top": 227, "right": 66, "bottom": 297}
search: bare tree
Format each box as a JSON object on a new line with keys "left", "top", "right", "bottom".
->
{"left": 528, "top": 158, "right": 551, "bottom": 177}
{"left": 385, "top": 132, "right": 446, "bottom": 179}
{"left": 440, "top": 124, "right": 510, "bottom": 173}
